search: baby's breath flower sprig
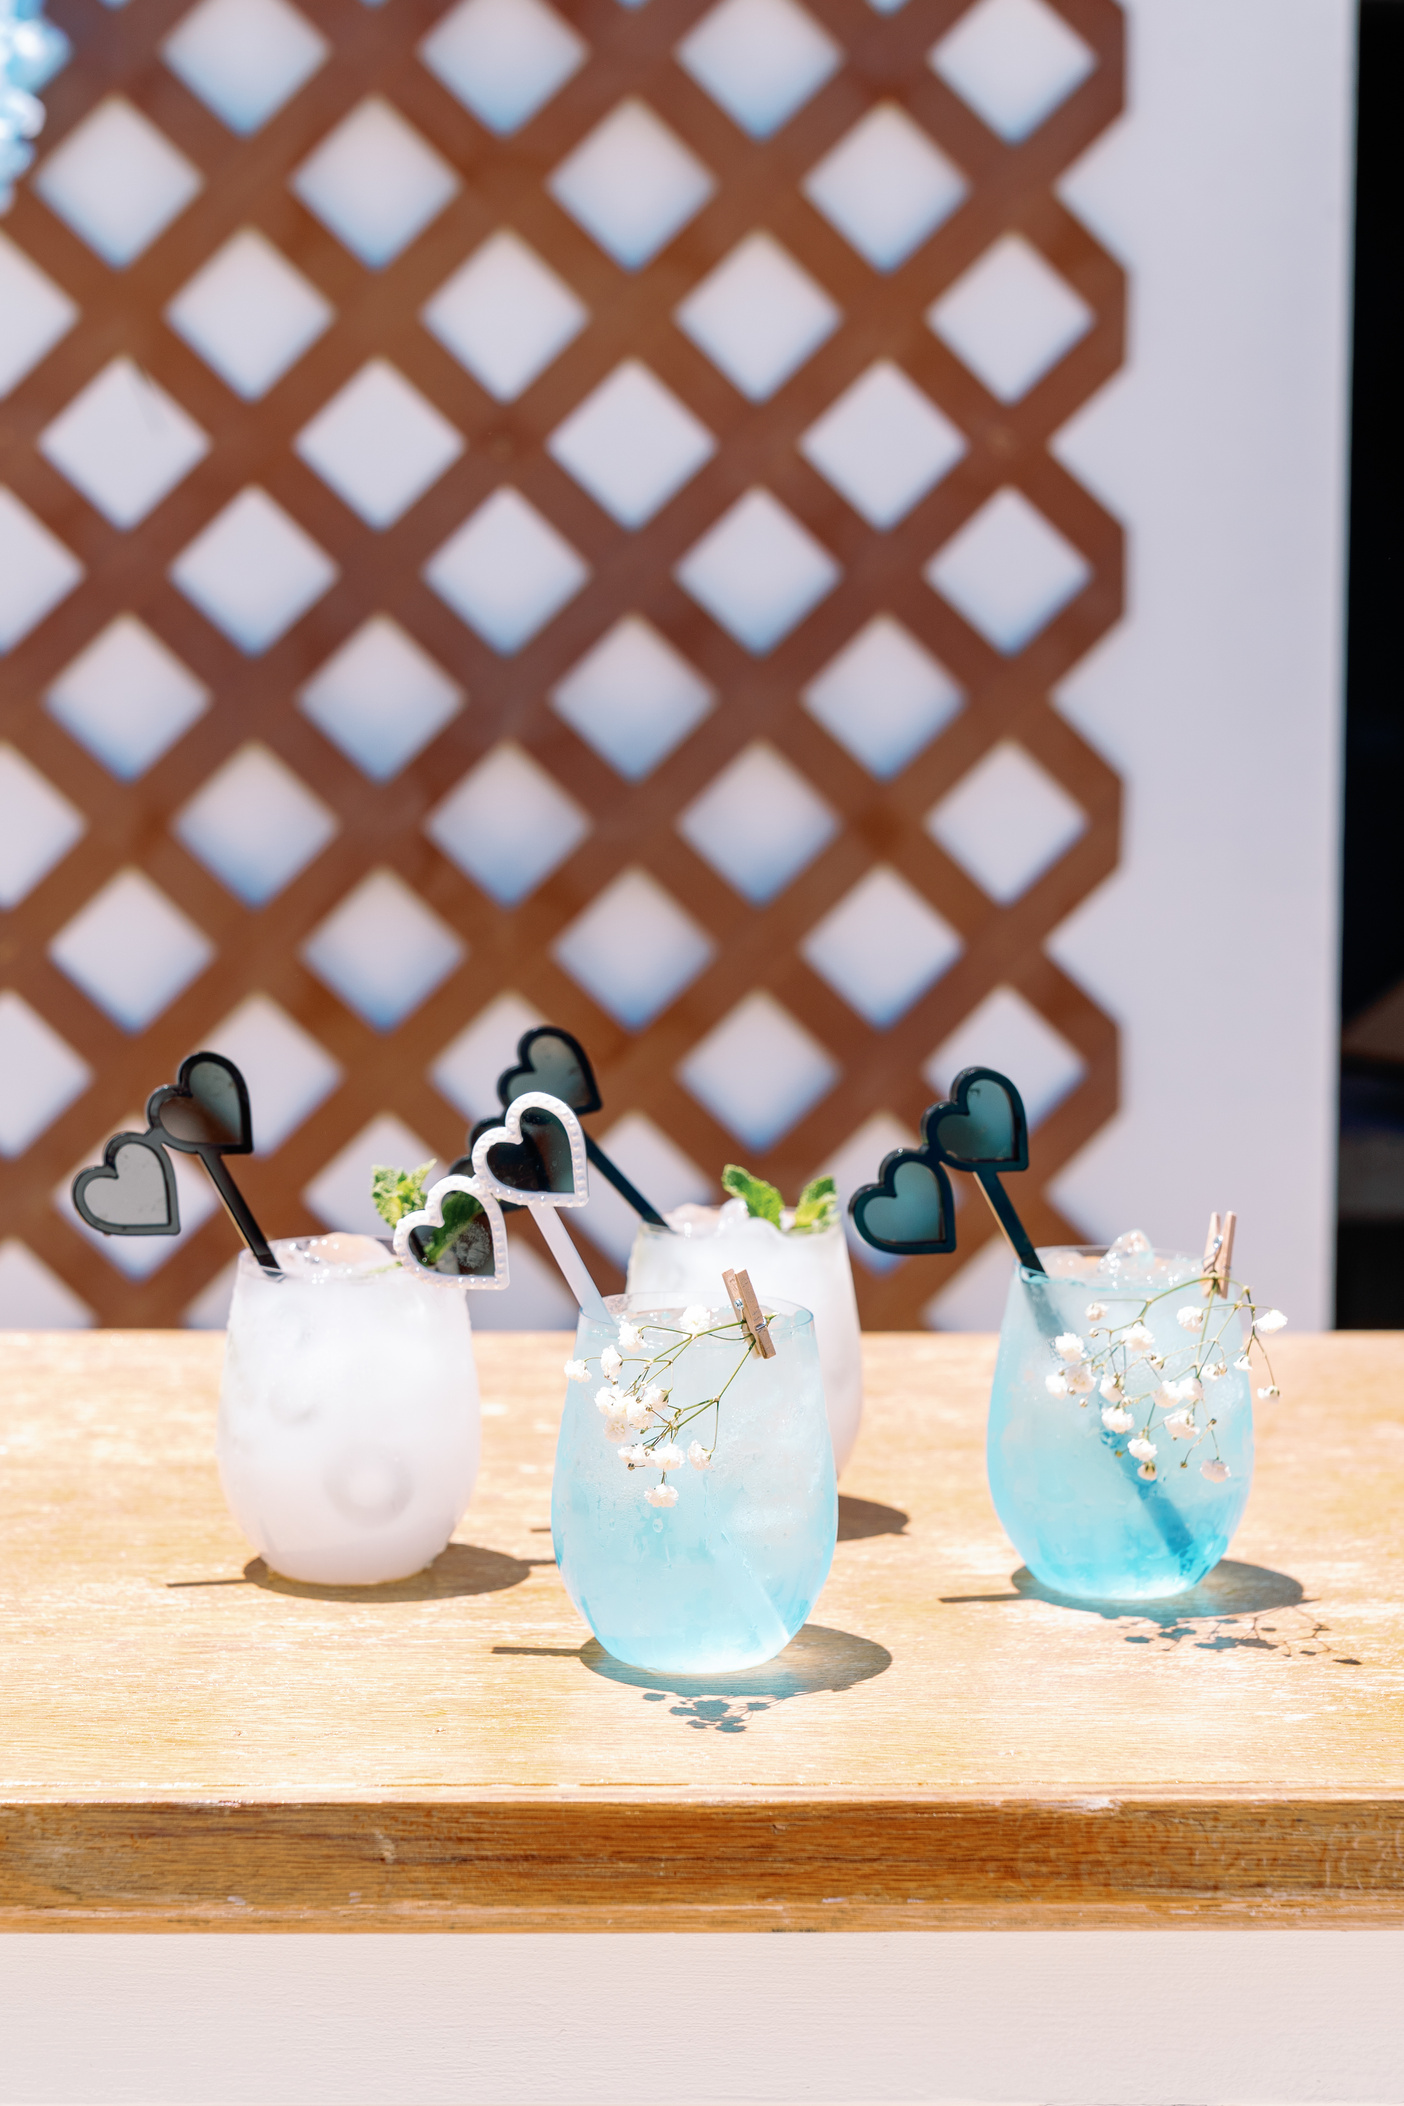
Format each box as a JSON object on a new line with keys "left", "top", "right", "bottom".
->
{"left": 1045, "top": 1256, "right": 1286, "bottom": 1483}
{"left": 567, "top": 1303, "right": 767, "bottom": 1509}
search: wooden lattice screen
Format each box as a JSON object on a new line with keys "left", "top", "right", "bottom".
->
{"left": 0, "top": 0, "right": 1123, "bottom": 1328}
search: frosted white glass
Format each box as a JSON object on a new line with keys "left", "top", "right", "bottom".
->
{"left": 218, "top": 1236, "right": 480, "bottom": 1586}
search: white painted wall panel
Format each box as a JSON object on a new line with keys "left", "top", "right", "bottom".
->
{"left": 1032, "top": 0, "right": 1353, "bottom": 1330}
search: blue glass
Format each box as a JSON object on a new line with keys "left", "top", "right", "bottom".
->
{"left": 552, "top": 1294, "right": 837, "bottom": 1672}
{"left": 987, "top": 1247, "right": 1254, "bottom": 1600}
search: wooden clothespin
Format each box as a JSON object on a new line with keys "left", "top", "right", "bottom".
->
{"left": 1202, "top": 1210, "right": 1236, "bottom": 1299}
{"left": 722, "top": 1267, "right": 775, "bottom": 1358}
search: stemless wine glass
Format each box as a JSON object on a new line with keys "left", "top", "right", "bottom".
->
{"left": 218, "top": 1234, "right": 480, "bottom": 1585}
{"left": 626, "top": 1208, "right": 864, "bottom": 1473}
{"left": 552, "top": 1294, "right": 837, "bottom": 1673}
{"left": 987, "top": 1245, "right": 1253, "bottom": 1600}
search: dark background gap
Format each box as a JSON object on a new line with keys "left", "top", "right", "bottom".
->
{"left": 1338, "top": 0, "right": 1404, "bottom": 1324}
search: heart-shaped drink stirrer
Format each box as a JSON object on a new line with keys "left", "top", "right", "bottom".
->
{"left": 393, "top": 1175, "right": 510, "bottom": 1285}
{"left": 73, "top": 1131, "right": 181, "bottom": 1239}
{"left": 495, "top": 1026, "right": 667, "bottom": 1228}
{"left": 470, "top": 1091, "right": 608, "bottom": 1317}
{"left": 923, "top": 1067, "right": 1045, "bottom": 1274}
{"left": 849, "top": 1148, "right": 956, "bottom": 1258}
{"left": 146, "top": 1052, "right": 279, "bottom": 1271}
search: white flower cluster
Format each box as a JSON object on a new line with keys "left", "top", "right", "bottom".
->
{"left": 1, "top": 0, "right": 66, "bottom": 207}
{"left": 1041, "top": 1251, "right": 1287, "bottom": 1488}
{"left": 564, "top": 1305, "right": 756, "bottom": 1511}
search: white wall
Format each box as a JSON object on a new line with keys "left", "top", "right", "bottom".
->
{"left": 1022, "top": 0, "right": 1353, "bottom": 1331}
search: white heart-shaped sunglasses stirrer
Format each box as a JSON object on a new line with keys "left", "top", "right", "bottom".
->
{"left": 470, "top": 1091, "right": 607, "bottom": 1317}
{"left": 393, "top": 1173, "right": 509, "bottom": 1286}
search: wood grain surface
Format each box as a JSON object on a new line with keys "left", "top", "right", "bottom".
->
{"left": 1, "top": 1329, "right": 1401, "bottom": 1931}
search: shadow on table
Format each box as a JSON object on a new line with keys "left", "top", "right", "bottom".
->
{"left": 241, "top": 1542, "right": 539, "bottom": 1601}
{"left": 837, "top": 1495, "right": 908, "bottom": 1540}
{"left": 942, "top": 1559, "right": 1358, "bottom": 1662}
{"left": 579, "top": 1622, "right": 892, "bottom": 1732}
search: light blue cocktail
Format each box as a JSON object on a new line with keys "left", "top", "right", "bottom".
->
{"left": 987, "top": 1244, "right": 1254, "bottom": 1600}
{"left": 552, "top": 1295, "right": 836, "bottom": 1672}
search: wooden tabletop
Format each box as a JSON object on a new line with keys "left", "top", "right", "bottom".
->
{"left": 1, "top": 1329, "right": 1401, "bottom": 1932}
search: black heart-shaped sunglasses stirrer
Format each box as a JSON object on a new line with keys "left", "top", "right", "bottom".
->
{"left": 73, "top": 1053, "right": 279, "bottom": 1273}
{"left": 849, "top": 1067, "right": 1046, "bottom": 1275}
{"left": 481, "top": 1027, "right": 668, "bottom": 1228}
{"left": 922, "top": 1067, "right": 1045, "bottom": 1275}
{"left": 146, "top": 1053, "right": 279, "bottom": 1271}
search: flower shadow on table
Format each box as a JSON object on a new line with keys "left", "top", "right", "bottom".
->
{"left": 578, "top": 1622, "right": 892, "bottom": 1732}
{"left": 837, "top": 1496, "right": 908, "bottom": 1540}
{"left": 241, "top": 1543, "right": 540, "bottom": 1601}
{"left": 943, "top": 1560, "right": 1361, "bottom": 1664}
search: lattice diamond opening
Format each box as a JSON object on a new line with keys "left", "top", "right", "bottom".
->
{"left": 418, "top": 0, "right": 587, "bottom": 135}
{"left": 928, "top": 234, "right": 1094, "bottom": 402}
{"left": 200, "top": 993, "right": 342, "bottom": 1154}
{"left": 301, "top": 870, "right": 465, "bottom": 1031}
{"left": 925, "top": 985, "right": 1084, "bottom": 1129}
{"left": 49, "top": 869, "right": 214, "bottom": 1032}
{"left": 802, "top": 104, "right": 966, "bottom": 272}
{"left": 303, "top": 1112, "right": 439, "bottom": 1237}
{"left": 802, "top": 616, "right": 963, "bottom": 779}
{"left": 549, "top": 361, "right": 715, "bottom": 528}
{"left": 34, "top": 97, "right": 202, "bottom": 266}
{"left": 0, "top": 993, "right": 92, "bottom": 1157}
{"left": 676, "top": 0, "right": 841, "bottom": 140}
{"left": 45, "top": 617, "right": 210, "bottom": 779}
{"left": 549, "top": 616, "right": 713, "bottom": 779}
{"left": 430, "top": 990, "right": 545, "bottom": 1123}
{"left": 173, "top": 742, "right": 339, "bottom": 905}
{"left": 678, "top": 741, "right": 837, "bottom": 903}
{"left": 0, "top": 1240, "right": 93, "bottom": 1328}
{"left": 167, "top": 230, "right": 334, "bottom": 400}
{"left": 580, "top": 1112, "right": 711, "bottom": 1265}
{"left": 39, "top": 358, "right": 209, "bottom": 528}
{"left": 0, "top": 743, "right": 85, "bottom": 906}
{"left": 0, "top": 231, "right": 77, "bottom": 396}
{"left": 801, "top": 866, "right": 961, "bottom": 1026}
{"left": 553, "top": 869, "right": 714, "bottom": 1029}
{"left": 171, "top": 488, "right": 338, "bottom": 652}
{"left": 425, "top": 741, "right": 590, "bottom": 905}
{"left": 548, "top": 99, "right": 715, "bottom": 270}
{"left": 679, "top": 991, "right": 839, "bottom": 1151}
{"left": 422, "top": 232, "right": 587, "bottom": 400}
{"left": 425, "top": 488, "right": 588, "bottom": 653}
{"left": 675, "top": 232, "right": 840, "bottom": 402}
{"left": 290, "top": 98, "right": 460, "bottom": 268}
{"left": 676, "top": 489, "right": 839, "bottom": 653}
{"left": 0, "top": 489, "right": 82, "bottom": 649}
{"left": 295, "top": 360, "right": 464, "bottom": 527}
{"left": 926, "top": 738, "right": 1086, "bottom": 902}
{"left": 925, "top": 488, "right": 1091, "bottom": 653}
{"left": 161, "top": 0, "right": 328, "bottom": 135}
{"left": 298, "top": 617, "right": 462, "bottom": 781}
{"left": 800, "top": 361, "right": 966, "bottom": 529}
{"left": 930, "top": 0, "right": 1096, "bottom": 143}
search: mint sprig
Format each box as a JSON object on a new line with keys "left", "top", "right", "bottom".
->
{"left": 721, "top": 1165, "right": 838, "bottom": 1234}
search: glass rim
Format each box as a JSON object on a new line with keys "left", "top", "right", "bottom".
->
{"left": 586, "top": 1290, "right": 814, "bottom": 1333}
{"left": 1021, "top": 1243, "right": 1204, "bottom": 1282}
{"left": 236, "top": 1236, "right": 471, "bottom": 1288}
{"left": 632, "top": 1214, "right": 843, "bottom": 1240}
